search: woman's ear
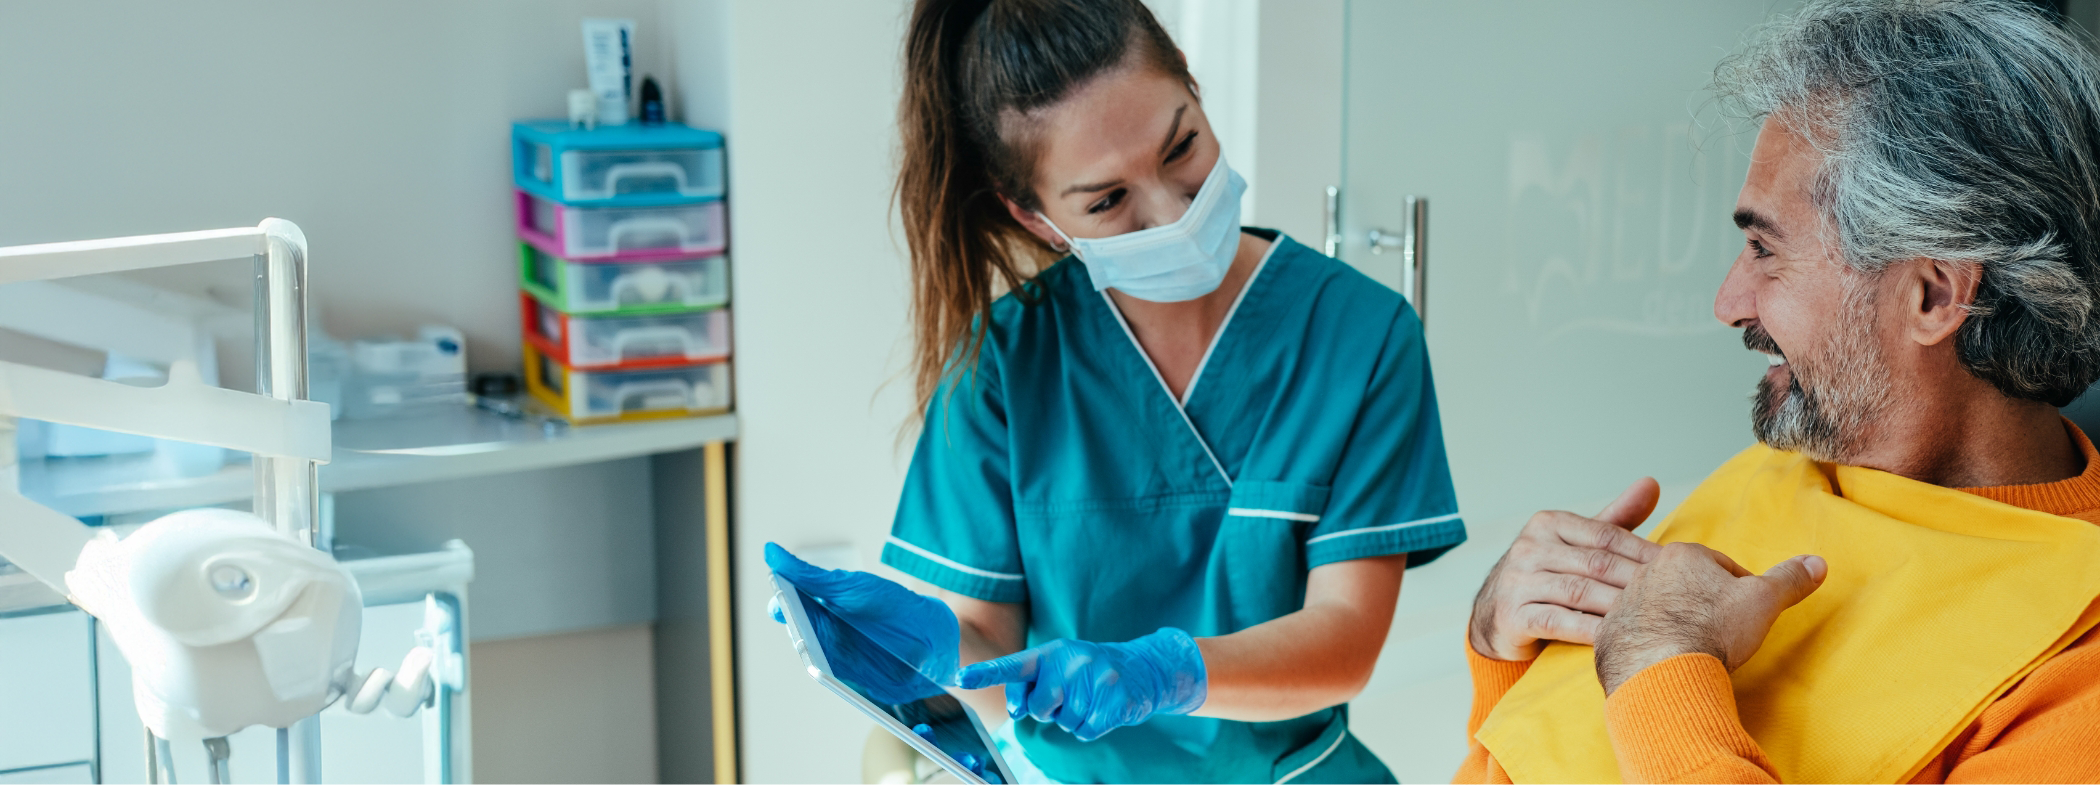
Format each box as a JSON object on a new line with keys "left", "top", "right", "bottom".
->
{"left": 1001, "top": 195, "right": 1068, "bottom": 250}
{"left": 1906, "top": 257, "right": 1981, "bottom": 347}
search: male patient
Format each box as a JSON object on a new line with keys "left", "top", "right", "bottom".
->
{"left": 1456, "top": 1, "right": 2100, "bottom": 782}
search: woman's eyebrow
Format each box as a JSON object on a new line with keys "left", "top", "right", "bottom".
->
{"left": 1158, "top": 104, "right": 1188, "bottom": 155}
{"left": 1061, "top": 179, "right": 1121, "bottom": 197}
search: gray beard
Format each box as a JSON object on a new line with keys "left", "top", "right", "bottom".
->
{"left": 1749, "top": 278, "right": 1891, "bottom": 464}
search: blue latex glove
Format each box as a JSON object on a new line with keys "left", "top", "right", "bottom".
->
{"left": 910, "top": 723, "right": 1002, "bottom": 784}
{"left": 765, "top": 543, "right": 962, "bottom": 688}
{"left": 956, "top": 627, "right": 1207, "bottom": 742}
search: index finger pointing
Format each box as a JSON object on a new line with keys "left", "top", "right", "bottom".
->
{"left": 957, "top": 650, "right": 1039, "bottom": 690}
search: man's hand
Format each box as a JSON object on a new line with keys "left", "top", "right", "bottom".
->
{"left": 1469, "top": 479, "right": 1664, "bottom": 662}
{"left": 1594, "top": 543, "right": 1828, "bottom": 695}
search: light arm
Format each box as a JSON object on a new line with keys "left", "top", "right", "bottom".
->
{"left": 1191, "top": 554, "right": 1406, "bottom": 722}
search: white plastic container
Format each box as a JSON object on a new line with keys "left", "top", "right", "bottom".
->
{"left": 342, "top": 327, "right": 467, "bottom": 420}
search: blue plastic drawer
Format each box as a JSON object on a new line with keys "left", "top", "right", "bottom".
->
{"left": 513, "top": 121, "right": 725, "bottom": 207}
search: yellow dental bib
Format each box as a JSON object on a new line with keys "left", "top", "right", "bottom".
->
{"left": 1476, "top": 445, "right": 2100, "bottom": 783}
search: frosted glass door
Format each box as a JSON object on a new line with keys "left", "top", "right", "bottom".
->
{"left": 1340, "top": 0, "right": 1800, "bottom": 525}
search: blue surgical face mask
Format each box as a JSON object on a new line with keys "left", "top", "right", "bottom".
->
{"left": 1040, "top": 156, "right": 1248, "bottom": 303}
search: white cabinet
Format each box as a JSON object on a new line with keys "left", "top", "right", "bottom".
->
{"left": 0, "top": 611, "right": 96, "bottom": 781}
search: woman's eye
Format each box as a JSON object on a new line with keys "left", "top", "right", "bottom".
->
{"left": 1166, "top": 131, "right": 1197, "bottom": 163}
{"left": 1087, "top": 189, "right": 1125, "bottom": 215}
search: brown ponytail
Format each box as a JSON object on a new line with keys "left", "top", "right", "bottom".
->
{"left": 896, "top": 0, "right": 1190, "bottom": 422}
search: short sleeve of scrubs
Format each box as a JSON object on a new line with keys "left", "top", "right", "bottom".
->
{"left": 882, "top": 359, "right": 1029, "bottom": 603}
{"left": 1307, "top": 304, "right": 1466, "bottom": 569}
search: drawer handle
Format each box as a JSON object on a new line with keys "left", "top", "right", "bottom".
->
{"left": 611, "top": 379, "right": 693, "bottom": 412}
{"left": 611, "top": 325, "right": 707, "bottom": 359}
{"left": 602, "top": 161, "right": 690, "bottom": 194}
{"left": 609, "top": 268, "right": 699, "bottom": 305}
{"left": 607, "top": 217, "right": 692, "bottom": 251}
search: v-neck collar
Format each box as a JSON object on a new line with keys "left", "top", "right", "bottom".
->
{"left": 1097, "top": 234, "right": 1283, "bottom": 487}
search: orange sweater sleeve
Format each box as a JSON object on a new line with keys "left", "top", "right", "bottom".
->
{"left": 1925, "top": 623, "right": 2100, "bottom": 783}
{"left": 1601, "top": 627, "right": 2100, "bottom": 784}
{"left": 1603, "top": 653, "right": 1778, "bottom": 783}
{"left": 1452, "top": 640, "right": 1533, "bottom": 784}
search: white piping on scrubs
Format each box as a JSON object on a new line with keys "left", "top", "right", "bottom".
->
{"left": 1303, "top": 511, "right": 1464, "bottom": 545}
{"left": 885, "top": 536, "right": 1024, "bottom": 581}
{"left": 1098, "top": 233, "right": 1281, "bottom": 489}
{"left": 1272, "top": 729, "right": 1350, "bottom": 784}
{"left": 1226, "top": 507, "right": 1322, "bottom": 523}
{"left": 1178, "top": 235, "right": 1283, "bottom": 406}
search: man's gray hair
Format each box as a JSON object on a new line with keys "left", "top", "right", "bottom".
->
{"left": 1714, "top": 0, "right": 2100, "bottom": 407}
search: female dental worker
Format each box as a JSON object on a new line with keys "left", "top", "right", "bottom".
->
{"left": 767, "top": 0, "right": 1465, "bottom": 781}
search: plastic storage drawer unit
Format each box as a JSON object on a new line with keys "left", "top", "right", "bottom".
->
{"left": 518, "top": 191, "right": 727, "bottom": 261}
{"left": 522, "top": 293, "right": 732, "bottom": 369}
{"left": 519, "top": 244, "right": 728, "bottom": 315}
{"left": 513, "top": 121, "right": 726, "bottom": 206}
{"left": 526, "top": 344, "right": 732, "bottom": 423}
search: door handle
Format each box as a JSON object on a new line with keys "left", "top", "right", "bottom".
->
{"left": 1322, "top": 185, "right": 1343, "bottom": 257}
{"left": 1366, "top": 196, "right": 1429, "bottom": 326}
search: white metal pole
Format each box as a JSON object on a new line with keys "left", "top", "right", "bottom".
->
{"left": 254, "top": 219, "right": 327, "bottom": 784}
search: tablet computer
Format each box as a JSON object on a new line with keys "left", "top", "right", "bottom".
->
{"left": 771, "top": 574, "right": 1014, "bottom": 785}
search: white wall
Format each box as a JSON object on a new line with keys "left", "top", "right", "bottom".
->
{"left": 671, "top": 1, "right": 921, "bottom": 782}
{"left": 0, "top": 0, "right": 674, "bottom": 373}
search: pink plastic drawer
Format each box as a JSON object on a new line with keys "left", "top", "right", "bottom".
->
{"left": 516, "top": 190, "right": 727, "bottom": 260}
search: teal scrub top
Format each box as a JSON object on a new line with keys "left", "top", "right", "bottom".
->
{"left": 882, "top": 230, "right": 1465, "bottom": 784}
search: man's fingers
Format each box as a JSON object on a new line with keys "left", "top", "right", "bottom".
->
{"left": 1537, "top": 544, "right": 1647, "bottom": 588}
{"left": 1710, "top": 546, "right": 1754, "bottom": 578}
{"left": 1513, "top": 602, "right": 1604, "bottom": 646}
{"left": 1549, "top": 512, "right": 1663, "bottom": 562}
{"left": 1758, "top": 555, "right": 1828, "bottom": 609}
{"left": 1520, "top": 571, "right": 1622, "bottom": 616}
{"left": 1594, "top": 477, "right": 1662, "bottom": 530}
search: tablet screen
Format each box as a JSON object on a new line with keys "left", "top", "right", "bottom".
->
{"left": 787, "top": 587, "right": 1005, "bottom": 780}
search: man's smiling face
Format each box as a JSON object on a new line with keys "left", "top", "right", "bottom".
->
{"left": 1714, "top": 117, "right": 1893, "bottom": 462}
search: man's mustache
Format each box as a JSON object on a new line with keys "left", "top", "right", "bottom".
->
{"left": 1743, "top": 325, "right": 1784, "bottom": 358}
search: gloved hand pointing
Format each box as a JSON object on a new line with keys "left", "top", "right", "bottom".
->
{"left": 956, "top": 628, "right": 1207, "bottom": 742}
{"left": 765, "top": 543, "right": 962, "bottom": 688}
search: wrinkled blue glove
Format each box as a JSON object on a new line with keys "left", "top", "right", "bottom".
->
{"left": 765, "top": 543, "right": 962, "bottom": 690}
{"left": 956, "top": 628, "right": 1207, "bottom": 742}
